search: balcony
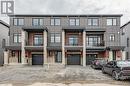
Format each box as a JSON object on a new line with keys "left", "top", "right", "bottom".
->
{"left": 86, "top": 41, "right": 106, "bottom": 51}
{"left": 24, "top": 39, "right": 44, "bottom": 51}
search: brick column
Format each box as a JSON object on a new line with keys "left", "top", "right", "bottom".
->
{"left": 21, "top": 30, "right": 27, "bottom": 64}
{"left": 44, "top": 30, "right": 47, "bottom": 64}
{"left": 83, "top": 30, "right": 86, "bottom": 67}
{"left": 4, "top": 50, "right": 9, "bottom": 65}
{"left": 62, "top": 30, "right": 65, "bottom": 65}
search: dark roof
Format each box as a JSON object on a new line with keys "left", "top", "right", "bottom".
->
{"left": 22, "top": 26, "right": 48, "bottom": 31}
{"left": 5, "top": 46, "right": 21, "bottom": 50}
{"left": 47, "top": 46, "right": 62, "bottom": 50}
{"left": 0, "top": 20, "right": 9, "bottom": 28}
{"left": 107, "top": 46, "right": 125, "bottom": 50}
{"left": 25, "top": 46, "right": 43, "bottom": 51}
{"left": 8, "top": 14, "right": 123, "bottom": 17}
{"left": 62, "top": 26, "right": 85, "bottom": 31}
{"left": 121, "top": 21, "right": 130, "bottom": 29}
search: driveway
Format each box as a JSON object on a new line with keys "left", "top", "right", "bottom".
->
{"left": 0, "top": 65, "right": 129, "bottom": 86}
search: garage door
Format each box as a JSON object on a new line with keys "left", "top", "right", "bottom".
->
{"left": 67, "top": 54, "right": 81, "bottom": 65}
{"left": 32, "top": 54, "right": 43, "bottom": 65}
{"left": 86, "top": 54, "right": 97, "bottom": 65}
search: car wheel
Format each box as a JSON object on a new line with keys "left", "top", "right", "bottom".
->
{"left": 102, "top": 68, "right": 106, "bottom": 74}
{"left": 112, "top": 71, "right": 119, "bottom": 80}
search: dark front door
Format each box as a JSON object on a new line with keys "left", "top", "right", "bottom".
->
{"left": 86, "top": 54, "right": 97, "bottom": 65}
{"left": 67, "top": 54, "right": 81, "bottom": 65}
{"left": 32, "top": 54, "right": 43, "bottom": 65}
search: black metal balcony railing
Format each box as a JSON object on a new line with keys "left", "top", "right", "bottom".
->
{"left": 86, "top": 42, "right": 105, "bottom": 47}
{"left": 66, "top": 43, "right": 83, "bottom": 46}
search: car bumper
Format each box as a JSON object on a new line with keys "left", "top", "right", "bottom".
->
{"left": 119, "top": 71, "right": 130, "bottom": 80}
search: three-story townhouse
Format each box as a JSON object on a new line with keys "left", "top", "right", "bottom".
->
{"left": 4, "top": 14, "right": 125, "bottom": 66}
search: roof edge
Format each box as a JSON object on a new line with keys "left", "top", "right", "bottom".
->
{"left": 8, "top": 14, "right": 123, "bottom": 17}
{"left": 0, "top": 20, "right": 9, "bottom": 28}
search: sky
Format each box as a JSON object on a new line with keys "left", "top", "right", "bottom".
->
{"left": 0, "top": 0, "right": 130, "bottom": 26}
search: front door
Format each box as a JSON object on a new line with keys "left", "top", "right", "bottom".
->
{"left": 86, "top": 54, "right": 97, "bottom": 65}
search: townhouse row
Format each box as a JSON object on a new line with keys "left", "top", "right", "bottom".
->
{"left": 4, "top": 14, "right": 126, "bottom": 66}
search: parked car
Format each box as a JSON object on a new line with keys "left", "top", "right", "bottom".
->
{"left": 91, "top": 58, "right": 107, "bottom": 69}
{"left": 102, "top": 60, "right": 130, "bottom": 80}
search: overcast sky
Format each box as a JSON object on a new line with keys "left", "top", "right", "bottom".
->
{"left": 0, "top": 0, "right": 130, "bottom": 25}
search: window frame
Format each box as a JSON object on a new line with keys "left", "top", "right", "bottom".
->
{"left": 107, "top": 18, "right": 117, "bottom": 26}
{"left": 109, "top": 34, "right": 115, "bottom": 42}
{"left": 13, "top": 18, "right": 24, "bottom": 26}
{"left": 50, "top": 33, "right": 61, "bottom": 43}
{"left": 13, "top": 33, "right": 21, "bottom": 43}
{"left": 87, "top": 18, "right": 99, "bottom": 26}
{"left": 68, "top": 35, "right": 78, "bottom": 46}
{"left": 32, "top": 18, "right": 43, "bottom": 26}
{"left": 50, "top": 18, "right": 61, "bottom": 26}
{"left": 33, "top": 34, "right": 43, "bottom": 46}
{"left": 69, "top": 18, "right": 80, "bottom": 26}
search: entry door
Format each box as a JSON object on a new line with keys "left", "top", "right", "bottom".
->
{"left": 32, "top": 54, "right": 43, "bottom": 65}
{"left": 113, "top": 51, "right": 116, "bottom": 60}
{"left": 86, "top": 54, "right": 97, "bottom": 65}
{"left": 67, "top": 54, "right": 81, "bottom": 65}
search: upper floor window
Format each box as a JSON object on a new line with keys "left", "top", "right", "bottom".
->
{"left": 110, "top": 34, "right": 115, "bottom": 41}
{"left": 88, "top": 18, "right": 99, "bottom": 26}
{"left": 107, "top": 18, "right": 117, "bottom": 26}
{"left": 34, "top": 34, "right": 43, "bottom": 46}
{"left": 51, "top": 18, "right": 60, "bottom": 26}
{"left": 127, "top": 37, "right": 129, "bottom": 47}
{"left": 51, "top": 33, "right": 61, "bottom": 43}
{"left": 13, "top": 33, "right": 21, "bottom": 43}
{"left": 69, "top": 18, "right": 79, "bottom": 26}
{"left": 13, "top": 18, "right": 24, "bottom": 26}
{"left": 32, "top": 18, "right": 43, "bottom": 26}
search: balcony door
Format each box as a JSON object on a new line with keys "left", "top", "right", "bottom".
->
{"left": 68, "top": 35, "right": 78, "bottom": 46}
{"left": 87, "top": 36, "right": 101, "bottom": 47}
{"left": 34, "top": 34, "right": 43, "bottom": 46}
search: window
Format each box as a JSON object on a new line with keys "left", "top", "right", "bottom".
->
{"left": 127, "top": 37, "right": 129, "bottom": 47}
{"left": 110, "top": 34, "right": 115, "bottom": 41}
{"left": 51, "top": 33, "right": 61, "bottom": 43}
{"left": 86, "top": 36, "right": 101, "bottom": 46}
{"left": 13, "top": 33, "right": 21, "bottom": 43}
{"left": 88, "top": 18, "right": 99, "bottom": 26}
{"left": 32, "top": 18, "right": 43, "bottom": 26}
{"left": 34, "top": 34, "right": 43, "bottom": 46}
{"left": 13, "top": 18, "right": 24, "bottom": 26}
{"left": 107, "top": 18, "right": 117, "bottom": 26}
{"left": 68, "top": 35, "right": 78, "bottom": 46}
{"left": 69, "top": 18, "right": 79, "bottom": 26}
{"left": 51, "top": 18, "right": 60, "bottom": 26}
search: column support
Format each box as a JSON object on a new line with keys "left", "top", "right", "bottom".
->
{"left": 4, "top": 50, "right": 9, "bottom": 65}
{"left": 21, "top": 30, "right": 27, "bottom": 65}
{"left": 122, "top": 50, "right": 126, "bottom": 60}
{"left": 109, "top": 51, "right": 113, "bottom": 61}
{"left": 62, "top": 30, "right": 65, "bottom": 65}
{"left": 44, "top": 30, "right": 47, "bottom": 64}
{"left": 83, "top": 30, "right": 86, "bottom": 67}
